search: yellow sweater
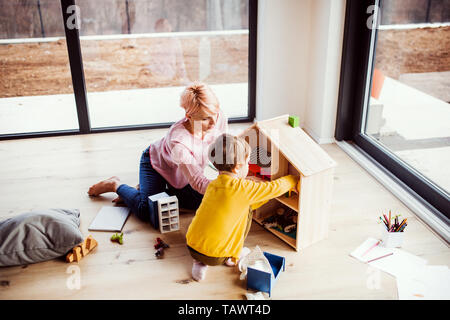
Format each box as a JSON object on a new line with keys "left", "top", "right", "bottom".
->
{"left": 186, "top": 174, "right": 299, "bottom": 260}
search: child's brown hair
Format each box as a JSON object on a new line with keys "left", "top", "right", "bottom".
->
{"left": 208, "top": 133, "right": 251, "bottom": 172}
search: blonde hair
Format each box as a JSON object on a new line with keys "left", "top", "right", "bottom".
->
{"left": 180, "top": 82, "right": 219, "bottom": 118}
{"left": 208, "top": 133, "right": 251, "bottom": 172}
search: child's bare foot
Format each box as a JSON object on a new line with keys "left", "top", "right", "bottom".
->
{"left": 88, "top": 176, "right": 121, "bottom": 196}
{"left": 192, "top": 260, "right": 208, "bottom": 281}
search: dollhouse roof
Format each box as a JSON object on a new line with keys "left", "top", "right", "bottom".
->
{"left": 245, "top": 114, "right": 337, "bottom": 177}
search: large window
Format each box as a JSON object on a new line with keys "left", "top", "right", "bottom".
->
{"left": 0, "top": 0, "right": 79, "bottom": 135}
{"left": 336, "top": 0, "right": 449, "bottom": 219}
{"left": 0, "top": 0, "right": 256, "bottom": 138}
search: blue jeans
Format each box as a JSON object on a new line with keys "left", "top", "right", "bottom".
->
{"left": 116, "top": 147, "right": 203, "bottom": 229}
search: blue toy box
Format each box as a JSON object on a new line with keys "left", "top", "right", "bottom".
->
{"left": 246, "top": 252, "right": 286, "bottom": 297}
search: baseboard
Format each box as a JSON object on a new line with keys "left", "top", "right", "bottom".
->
{"left": 302, "top": 125, "right": 336, "bottom": 145}
{"left": 336, "top": 140, "right": 450, "bottom": 244}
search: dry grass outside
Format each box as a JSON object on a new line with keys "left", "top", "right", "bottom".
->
{"left": 374, "top": 26, "right": 450, "bottom": 79}
{"left": 0, "top": 27, "right": 449, "bottom": 99}
{"left": 0, "top": 34, "right": 248, "bottom": 98}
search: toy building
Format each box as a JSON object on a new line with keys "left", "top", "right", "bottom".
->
{"left": 148, "top": 192, "right": 180, "bottom": 233}
{"left": 239, "top": 115, "right": 337, "bottom": 251}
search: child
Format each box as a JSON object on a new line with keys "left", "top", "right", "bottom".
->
{"left": 186, "top": 133, "right": 299, "bottom": 281}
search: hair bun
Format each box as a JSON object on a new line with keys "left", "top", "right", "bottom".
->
{"left": 180, "top": 82, "right": 219, "bottom": 116}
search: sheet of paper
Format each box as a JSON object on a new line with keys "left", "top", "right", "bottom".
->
{"left": 352, "top": 238, "right": 449, "bottom": 300}
{"left": 368, "top": 248, "right": 427, "bottom": 278}
{"left": 88, "top": 206, "right": 130, "bottom": 232}
{"left": 397, "top": 265, "right": 450, "bottom": 300}
{"left": 350, "top": 237, "right": 393, "bottom": 263}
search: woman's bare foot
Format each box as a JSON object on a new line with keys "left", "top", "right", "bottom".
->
{"left": 88, "top": 176, "right": 121, "bottom": 196}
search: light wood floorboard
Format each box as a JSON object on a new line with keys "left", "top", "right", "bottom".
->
{"left": 0, "top": 124, "right": 448, "bottom": 299}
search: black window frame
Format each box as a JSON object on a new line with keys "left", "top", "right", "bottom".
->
{"left": 0, "top": 0, "right": 257, "bottom": 140}
{"left": 335, "top": 0, "right": 450, "bottom": 221}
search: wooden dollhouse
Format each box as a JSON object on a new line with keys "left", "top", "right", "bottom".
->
{"left": 239, "top": 115, "right": 337, "bottom": 251}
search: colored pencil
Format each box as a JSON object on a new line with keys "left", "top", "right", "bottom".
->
{"left": 388, "top": 210, "right": 391, "bottom": 229}
{"left": 367, "top": 252, "right": 393, "bottom": 263}
{"left": 362, "top": 240, "right": 381, "bottom": 256}
{"left": 379, "top": 217, "right": 388, "bottom": 229}
{"left": 395, "top": 218, "right": 407, "bottom": 232}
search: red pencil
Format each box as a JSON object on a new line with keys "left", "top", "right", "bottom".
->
{"left": 367, "top": 252, "right": 393, "bottom": 263}
{"left": 362, "top": 240, "right": 381, "bottom": 256}
{"left": 383, "top": 214, "right": 389, "bottom": 225}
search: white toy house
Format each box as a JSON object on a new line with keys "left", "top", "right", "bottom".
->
{"left": 148, "top": 192, "right": 180, "bottom": 233}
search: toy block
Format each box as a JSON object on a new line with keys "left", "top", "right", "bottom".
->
{"left": 66, "top": 252, "right": 74, "bottom": 263}
{"left": 73, "top": 247, "right": 82, "bottom": 262}
{"left": 148, "top": 192, "right": 170, "bottom": 229}
{"left": 79, "top": 242, "right": 88, "bottom": 256}
{"left": 149, "top": 193, "right": 180, "bottom": 234}
{"left": 86, "top": 235, "right": 97, "bottom": 251}
{"left": 66, "top": 236, "right": 98, "bottom": 263}
{"left": 288, "top": 115, "right": 299, "bottom": 128}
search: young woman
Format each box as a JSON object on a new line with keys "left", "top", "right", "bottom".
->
{"left": 88, "top": 82, "right": 228, "bottom": 229}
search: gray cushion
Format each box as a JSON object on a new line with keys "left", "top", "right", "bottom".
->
{"left": 0, "top": 209, "right": 83, "bottom": 267}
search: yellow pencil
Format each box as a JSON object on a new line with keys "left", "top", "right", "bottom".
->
{"left": 396, "top": 218, "right": 407, "bottom": 232}
{"left": 388, "top": 210, "right": 391, "bottom": 229}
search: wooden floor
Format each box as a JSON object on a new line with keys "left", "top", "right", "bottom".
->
{"left": 0, "top": 123, "right": 448, "bottom": 300}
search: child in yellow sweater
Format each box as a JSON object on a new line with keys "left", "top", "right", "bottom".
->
{"left": 186, "top": 133, "right": 299, "bottom": 281}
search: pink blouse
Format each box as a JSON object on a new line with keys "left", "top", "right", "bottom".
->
{"left": 149, "top": 109, "right": 228, "bottom": 194}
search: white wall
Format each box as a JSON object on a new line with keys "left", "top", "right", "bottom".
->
{"left": 255, "top": 0, "right": 311, "bottom": 122}
{"left": 256, "top": 0, "right": 346, "bottom": 144}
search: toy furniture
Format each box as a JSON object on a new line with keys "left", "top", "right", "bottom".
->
{"left": 239, "top": 114, "right": 337, "bottom": 251}
{"left": 66, "top": 235, "right": 98, "bottom": 263}
{"left": 246, "top": 251, "right": 285, "bottom": 297}
{"left": 148, "top": 192, "right": 180, "bottom": 233}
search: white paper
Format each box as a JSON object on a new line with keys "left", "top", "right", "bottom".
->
{"left": 352, "top": 238, "right": 449, "bottom": 300}
{"left": 350, "top": 237, "right": 393, "bottom": 263}
{"left": 397, "top": 265, "right": 450, "bottom": 300}
{"left": 238, "top": 246, "right": 273, "bottom": 280}
{"left": 245, "top": 291, "right": 267, "bottom": 300}
{"left": 369, "top": 248, "right": 427, "bottom": 278}
{"left": 88, "top": 206, "right": 130, "bottom": 232}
